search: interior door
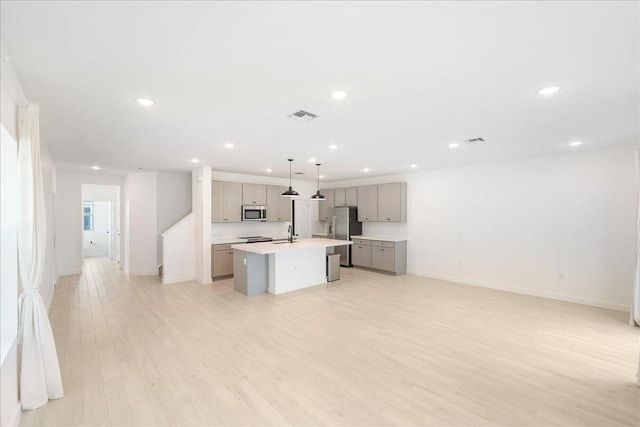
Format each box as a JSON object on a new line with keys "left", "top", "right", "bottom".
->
{"left": 294, "top": 200, "right": 310, "bottom": 238}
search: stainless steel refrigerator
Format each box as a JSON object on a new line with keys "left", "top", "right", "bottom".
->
{"left": 328, "top": 207, "right": 362, "bottom": 267}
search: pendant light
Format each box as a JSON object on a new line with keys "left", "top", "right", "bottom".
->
{"left": 281, "top": 159, "right": 300, "bottom": 197}
{"left": 310, "top": 163, "right": 325, "bottom": 200}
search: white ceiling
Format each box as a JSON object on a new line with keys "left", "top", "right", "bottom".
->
{"left": 1, "top": 1, "right": 638, "bottom": 181}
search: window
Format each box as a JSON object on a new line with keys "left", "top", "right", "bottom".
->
{"left": 83, "top": 201, "right": 94, "bottom": 231}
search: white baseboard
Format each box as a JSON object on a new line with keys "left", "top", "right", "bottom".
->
{"left": 129, "top": 271, "right": 160, "bottom": 276}
{"left": 162, "top": 276, "right": 195, "bottom": 285}
{"left": 8, "top": 402, "right": 21, "bottom": 427}
{"left": 56, "top": 270, "right": 82, "bottom": 276}
{"left": 197, "top": 278, "right": 213, "bottom": 285}
{"left": 409, "top": 270, "right": 629, "bottom": 313}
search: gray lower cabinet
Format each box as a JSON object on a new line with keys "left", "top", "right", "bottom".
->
{"left": 212, "top": 244, "right": 234, "bottom": 278}
{"left": 351, "top": 241, "right": 372, "bottom": 268}
{"left": 371, "top": 246, "right": 396, "bottom": 272}
{"left": 351, "top": 239, "right": 407, "bottom": 274}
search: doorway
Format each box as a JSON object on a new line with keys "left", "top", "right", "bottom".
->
{"left": 83, "top": 201, "right": 111, "bottom": 258}
{"left": 81, "top": 184, "right": 121, "bottom": 263}
{"left": 294, "top": 200, "right": 311, "bottom": 239}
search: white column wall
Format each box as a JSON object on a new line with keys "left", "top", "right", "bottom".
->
{"left": 193, "top": 166, "right": 212, "bottom": 284}
{"left": 126, "top": 172, "right": 158, "bottom": 275}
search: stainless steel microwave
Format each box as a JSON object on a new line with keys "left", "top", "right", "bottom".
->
{"left": 242, "top": 205, "right": 267, "bottom": 221}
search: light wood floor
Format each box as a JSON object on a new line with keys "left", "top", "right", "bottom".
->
{"left": 20, "top": 257, "right": 639, "bottom": 426}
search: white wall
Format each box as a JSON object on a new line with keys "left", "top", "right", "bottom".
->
{"left": 161, "top": 213, "right": 195, "bottom": 285}
{"left": 210, "top": 170, "right": 318, "bottom": 239}
{"left": 323, "top": 146, "right": 637, "bottom": 311}
{"left": 1, "top": 125, "right": 18, "bottom": 364}
{"left": 56, "top": 173, "right": 124, "bottom": 276}
{"left": 156, "top": 172, "right": 192, "bottom": 267}
{"left": 82, "top": 183, "right": 120, "bottom": 201}
{"left": 126, "top": 172, "right": 158, "bottom": 275}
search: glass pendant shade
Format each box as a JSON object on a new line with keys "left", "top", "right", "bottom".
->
{"left": 310, "top": 163, "right": 325, "bottom": 200}
{"left": 281, "top": 159, "right": 300, "bottom": 197}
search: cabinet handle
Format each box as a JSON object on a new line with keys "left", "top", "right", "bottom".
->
{"left": 224, "top": 219, "right": 228, "bottom": 221}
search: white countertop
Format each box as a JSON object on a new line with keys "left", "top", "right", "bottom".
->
{"left": 231, "top": 238, "right": 351, "bottom": 255}
{"left": 212, "top": 235, "right": 289, "bottom": 245}
{"left": 351, "top": 235, "right": 408, "bottom": 242}
{"left": 212, "top": 237, "right": 247, "bottom": 245}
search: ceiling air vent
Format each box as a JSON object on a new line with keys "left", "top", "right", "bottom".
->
{"left": 466, "top": 137, "right": 485, "bottom": 144}
{"left": 288, "top": 110, "right": 317, "bottom": 122}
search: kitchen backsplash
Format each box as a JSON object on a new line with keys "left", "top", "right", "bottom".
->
{"left": 211, "top": 221, "right": 291, "bottom": 239}
{"left": 212, "top": 220, "right": 406, "bottom": 240}
{"left": 362, "top": 222, "right": 408, "bottom": 237}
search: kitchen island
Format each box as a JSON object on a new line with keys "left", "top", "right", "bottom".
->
{"left": 231, "top": 238, "right": 352, "bottom": 296}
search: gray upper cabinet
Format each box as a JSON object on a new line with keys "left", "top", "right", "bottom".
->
{"left": 377, "top": 182, "right": 407, "bottom": 222}
{"left": 357, "top": 185, "right": 378, "bottom": 222}
{"left": 334, "top": 187, "right": 358, "bottom": 207}
{"left": 318, "top": 189, "right": 335, "bottom": 221}
{"left": 266, "top": 185, "right": 291, "bottom": 222}
{"left": 212, "top": 181, "right": 243, "bottom": 222}
{"left": 242, "top": 184, "right": 266, "bottom": 205}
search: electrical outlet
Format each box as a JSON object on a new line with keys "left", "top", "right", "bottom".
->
{"left": 457, "top": 260, "right": 462, "bottom": 267}
{"left": 558, "top": 273, "right": 564, "bottom": 280}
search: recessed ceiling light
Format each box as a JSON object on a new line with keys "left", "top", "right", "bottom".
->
{"left": 448, "top": 142, "right": 460, "bottom": 148}
{"left": 569, "top": 141, "right": 583, "bottom": 147}
{"left": 136, "top": 98, "right": 155, "bottom": 106}
{"left": 329, "top": 144, "right": 338, "bottom": 150}
{"left": 224, "top": 142, "right": 234, "bottom": 149}
{"left": 265, "top": 168, "right": 272, "bottom": 173}
{"left": 319, "top": 175, "right": 325, "bottom": 179}
{"left": 410, "top": 164, "right": 418, "bottom": 168}
{"left": 363, "top": 168, "right": 370, "bottom": 172}
{"left": 538, "top": 86, "right": 560, "bottom": 96}
{"left": 191, "top": 158, "right": 199, "bottom": 163}
{"left": 309, "top": 158, "right": 316, "bottom": 163}
{"left": 91, "top": 165, "right": 100, "bottom": 170}
{"left": 331, "top": 91, "right": 348, "bottom": 100}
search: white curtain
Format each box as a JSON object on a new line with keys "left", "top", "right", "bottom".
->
{"left": 634, "top": 148, "right": 640, "bottom": 386}
{"left": 634, "top": 148, "right": 640, "bottom": 325}
{"left": 17, "top": 105, "right": 63, "bottom": 409}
